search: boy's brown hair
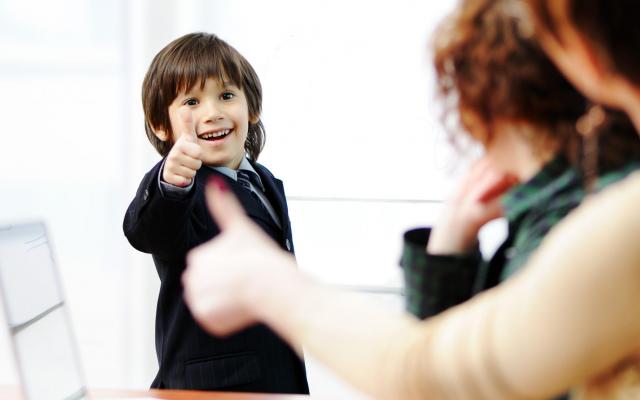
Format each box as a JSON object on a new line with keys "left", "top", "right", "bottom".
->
{"left": 142, "top": 32, "right": 265, "bottom": 160}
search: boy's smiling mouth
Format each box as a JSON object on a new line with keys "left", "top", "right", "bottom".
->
{"left": 198, "top": 129, "right": 231, "bottom": 141}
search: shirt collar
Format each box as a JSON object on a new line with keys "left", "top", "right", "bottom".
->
{"left": 208, "top": 157, "right": 265, "bottom": 191}
{"left": 502, "top": 156, "right": 575, "bottom": 222}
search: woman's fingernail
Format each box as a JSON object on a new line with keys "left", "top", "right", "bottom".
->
{"left": 208, "top": 175, "right": 228, "bottom": 192}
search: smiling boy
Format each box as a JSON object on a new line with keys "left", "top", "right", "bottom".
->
{"left": 123, "top": 32, "right": 308, "bottom": 394}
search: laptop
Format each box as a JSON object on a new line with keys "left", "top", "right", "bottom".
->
{"left": 0, "top": 222, "right": 154, "bottom": 400}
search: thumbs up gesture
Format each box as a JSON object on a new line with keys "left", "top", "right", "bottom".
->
{"left": 162, "top": 108, "right": 203, "bottom": 187}
{"left": 183, "top": 177, "right": 299, "bottom": 336}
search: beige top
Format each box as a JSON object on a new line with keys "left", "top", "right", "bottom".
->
{"left": 403, "top": 170, "right": 640, "bottom": 399}
{"left": 276, "top": 172, "right": 640, "bottom": 400}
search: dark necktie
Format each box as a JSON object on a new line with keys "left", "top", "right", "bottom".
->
{"left": 236, "top": 169, "right": 263, "bottom": 192}
{"left": 236, "top": 170, "right": 281, "bottom": 229}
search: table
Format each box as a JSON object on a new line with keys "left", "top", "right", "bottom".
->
{"left": 0, "top": 386, "right": 312, "bottom": 399}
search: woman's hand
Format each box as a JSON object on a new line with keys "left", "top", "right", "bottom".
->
{"left": 427, "top": 157, "right": 518, "bottom": 255}
{"left": 182, "top": 177, "right": 297, "bottom": 336}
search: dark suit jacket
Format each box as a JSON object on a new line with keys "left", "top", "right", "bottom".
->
{"left": 123, "top": 159, "right": 309, "bottom": 393}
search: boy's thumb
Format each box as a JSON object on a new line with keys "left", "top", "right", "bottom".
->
{"left": 179, "top": 107, "right": 197, "bottom": 142}
{"left": 205, "top": 176, "right": 247, "bottom": 231}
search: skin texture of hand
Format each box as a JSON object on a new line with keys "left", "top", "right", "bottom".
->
{"left": 182, "top": 176, "right": 300, "bottom": 336}
{"left": 162, "top": 108, "right": 203, "bottom": 187}
{"left": 182, "top": 171, "right": 640, "bottom": 400}
{"left": 427, "top": 157, "right": 518, "bottom": 255}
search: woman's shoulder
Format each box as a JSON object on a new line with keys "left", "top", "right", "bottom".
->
{"left": 559, "top": 171, "right": 640, "bottom": 243}
{"left": 526, "top": 171, "right": 640, "bottom": 278}
{"left": 590, "top": 170, "right": 640, "bottom": 217}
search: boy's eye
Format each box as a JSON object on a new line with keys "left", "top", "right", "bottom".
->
{"left": 183, "top": 98, "right": 199, "bottom": 106}
{"left": 221, "top": 92, "right": 235, "bottom": 101}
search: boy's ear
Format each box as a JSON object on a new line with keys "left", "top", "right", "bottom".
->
{"left": 152, "top": 128, "right": 170, "bottom": 142}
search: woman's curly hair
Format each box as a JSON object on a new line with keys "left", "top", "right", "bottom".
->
{"left": 433, "top": 0, "right": 640, "bottom": 173}
{"left": 434, "top": 0, "right": 586, "bottom": 154}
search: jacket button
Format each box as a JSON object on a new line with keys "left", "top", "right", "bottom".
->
{"left": 285, "top": 239, "right": 291, "bottom": 251}
{"left": 143, "top": 189, "right": 149, "bottom": 201}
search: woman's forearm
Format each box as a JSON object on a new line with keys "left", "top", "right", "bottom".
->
{"left": 186, "top": 171, "right": 640, "bottom": 399}
{"left": 251, "top": 174, "right": 640, "bottom": 400}
{"left": 251, "top": 269, "right": 424, "bottom": 399}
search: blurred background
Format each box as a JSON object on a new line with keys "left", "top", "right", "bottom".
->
{"left": 0, "top": 0, "right": 505, "bottom": 397}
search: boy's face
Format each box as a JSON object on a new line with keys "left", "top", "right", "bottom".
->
{"left": 159, "top": 77, "right": 255, "bottom": 169}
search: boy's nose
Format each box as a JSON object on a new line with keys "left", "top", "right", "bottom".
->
{"left": 203, "top": 99, "right": 223, "bottom": 122}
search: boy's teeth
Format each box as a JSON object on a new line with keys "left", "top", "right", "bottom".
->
{"left": 200, "top": 129, "right": 229, "bottom": 139}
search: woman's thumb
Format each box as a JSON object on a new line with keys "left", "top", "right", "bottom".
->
{"left": 205, "top": 176, "right": 247, "bottom": 231}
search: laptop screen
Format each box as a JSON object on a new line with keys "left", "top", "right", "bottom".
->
{"left": 0, "top": 222, "right": 87, "bottom": 400}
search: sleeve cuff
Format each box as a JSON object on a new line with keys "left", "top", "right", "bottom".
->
{"left": 400, "top": 227, "right": 482, "bottom": 319}
{"left": 157, "top": 158, "right": 195, "bottom": 200}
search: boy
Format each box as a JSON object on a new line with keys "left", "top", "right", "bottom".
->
{"left": 123, "top": 32, "right": 309, "bottom": 394}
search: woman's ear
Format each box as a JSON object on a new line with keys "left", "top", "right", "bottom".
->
{"left": 249, "top": 114, "right": 260, "bottom": 125}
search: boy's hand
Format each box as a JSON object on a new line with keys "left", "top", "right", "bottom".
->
{"left": 427, "top": 156, "right": 519, "bottom": 255}
{"left": 162, "top": 108, "right": 203, "bottom": 187}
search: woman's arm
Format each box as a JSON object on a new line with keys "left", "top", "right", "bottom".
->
{"left": 485, "top": 172, "right": 640, "bottom": 397}
{"left": 184, "top": 173, "right": 640, "bottom": 400}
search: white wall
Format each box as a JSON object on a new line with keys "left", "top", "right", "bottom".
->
{"left": 0, "top": 0, "right": 505, "bottom": 397}
{"left": 0, "top": 0, "right": 134, "bottom": 388}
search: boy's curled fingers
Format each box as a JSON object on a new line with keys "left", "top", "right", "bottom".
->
{"left": 177, "top": 139, "right": 203, "bottom": 162}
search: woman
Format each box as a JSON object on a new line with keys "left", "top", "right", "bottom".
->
{"left": 523, "top": 1, "right": 640, "bottom": 398}
{"left": 182, "top": 0, "right": 640, "bottom": 398}
{"left": 402, "top": 0, "right": 638, "bottom": 321}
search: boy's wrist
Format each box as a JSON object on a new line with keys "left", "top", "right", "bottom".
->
{"left": 158, "top": 162, "right": 195, "bottom": 199}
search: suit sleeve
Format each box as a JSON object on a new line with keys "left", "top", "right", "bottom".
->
{"left": 254, "top": 162, "right": 295, "bottom": 255}
{"left": 123, "top": 159, "right": 199, "bottom": 258}
{"left": 400, "top": 228, "right": 482, "bottom": 319}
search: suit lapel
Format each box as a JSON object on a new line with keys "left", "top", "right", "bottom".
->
{"left": 252, "top": 163, "right": 289, "bottom": 238}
